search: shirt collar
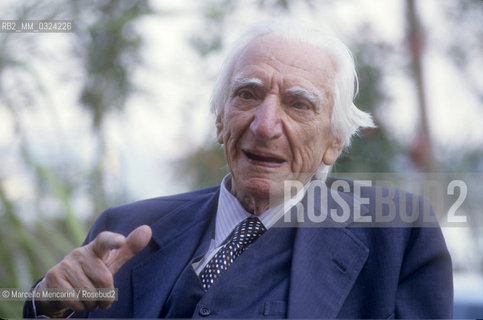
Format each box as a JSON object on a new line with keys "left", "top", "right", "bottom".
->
{"left": 214, "top": 173, "right": 308, "bottom": 247}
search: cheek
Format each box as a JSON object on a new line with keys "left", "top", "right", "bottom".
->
{"left": 289, "top": 122, "right": 331, "bottom": 170}
{"left": 224, "top": 110, "right": 253, "bottom": 137}
{"left": 300, "top": 143, "right": 325, "bottom": 169}
{"left": 222, "top": 129, "right": 236, "bottom": 167}
{"left": 311, "top": 126, "right": 334, "bottom": 161}
{"left": 221, "top": 112, "right": 251, "bottom": 161}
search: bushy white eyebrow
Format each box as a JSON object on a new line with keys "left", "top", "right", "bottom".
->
{"left": 286, "top": 86, "right": 324, "bottom": 105}
{"left": 231, "top": 76, "right": 264, "bottom": 92}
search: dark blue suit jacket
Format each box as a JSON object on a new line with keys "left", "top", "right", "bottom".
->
{"left": 24, "top": 180, "right": 453, "bottom": 318}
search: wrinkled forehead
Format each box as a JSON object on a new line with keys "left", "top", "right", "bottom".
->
{"left": 231, "top": 34, "right": 336, "bottom": 93}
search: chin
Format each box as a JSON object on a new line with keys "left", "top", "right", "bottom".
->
{"left": 243, "top": 177, "right": 286, "bottom": 200}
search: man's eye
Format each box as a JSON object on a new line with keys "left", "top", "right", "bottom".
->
{"left": 238, "top": 90, "right": 255, "bottom": 100}
{"left": 292, "top": 102, "right": 309, "bottom": 110}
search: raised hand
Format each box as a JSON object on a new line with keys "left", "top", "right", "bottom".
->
{"left": 35, "top": 225, "right": 152, "bottom": 317}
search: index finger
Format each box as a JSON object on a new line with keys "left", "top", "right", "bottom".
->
{"left": 89, "top": 231, "right": 126, "bottom": 260}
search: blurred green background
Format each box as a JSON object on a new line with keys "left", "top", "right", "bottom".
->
{"left": 0, "top": 0, "right": 482, "bottom": 317}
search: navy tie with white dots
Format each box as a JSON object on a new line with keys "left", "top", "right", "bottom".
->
{"left": 199, "top": 216, "right": 267, "bottom": 291}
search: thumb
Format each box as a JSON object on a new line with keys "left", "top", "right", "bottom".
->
{"left": 105, "top": 225, "right": 152, "bottom": 274}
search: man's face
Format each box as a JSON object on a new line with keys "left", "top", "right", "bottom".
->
{"left": 216, "top": 35, "right": 341, "bottom": 208}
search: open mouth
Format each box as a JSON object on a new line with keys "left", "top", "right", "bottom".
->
{"left": 243, "top": 150, "right": 286, "bottom": 165}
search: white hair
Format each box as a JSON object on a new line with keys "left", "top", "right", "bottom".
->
{"left": 210, "top": 20, "right": 376, "bottom": 177}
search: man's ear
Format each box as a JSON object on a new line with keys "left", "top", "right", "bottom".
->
{"left": 215, "top": 114, "right": 224, "bottom": 145}
{"left": 322, "top": 137, "right": 343, "bottom": 165}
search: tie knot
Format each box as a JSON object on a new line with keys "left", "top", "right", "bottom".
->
{"left": 230, "top": 217, "right": 266, "bottom": 249}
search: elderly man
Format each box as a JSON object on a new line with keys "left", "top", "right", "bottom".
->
{"left": 24, "top": 20, "right": 453, "bottom": 318}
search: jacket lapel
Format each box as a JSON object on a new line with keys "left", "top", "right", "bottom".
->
{"left": 287, "top": 186, "right": 370, "bottom": 318}
{"left": 131, "top": 189, "right": 218, "bottom": 317}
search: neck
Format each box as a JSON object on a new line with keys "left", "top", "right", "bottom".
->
{"left": 229, "top": 185, "right": 285, "bottom": 216}
{"left": 233, "top": 193, "right": 271, "bottom": 215}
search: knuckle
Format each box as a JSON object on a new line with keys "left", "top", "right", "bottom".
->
{"left": 44, "top": 270, "right": 57, "bottom": 285}
{"left": 59, "top": 256, "right": 75, "bottom": 271}
{"left": 96, "top": 268, "right": 114, "bottom": 288}
{"left": 71, "top": 247, "right": 87, "bottom": 259}
{"left": 95, "top": 231, "right": 110, "bottom": 242}
{"left": 45, "top": 266, "right": 64, "bottom": 285}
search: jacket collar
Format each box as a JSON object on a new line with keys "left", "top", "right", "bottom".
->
{"left": 287, "top": 182, "right": 371, "bottom": 318}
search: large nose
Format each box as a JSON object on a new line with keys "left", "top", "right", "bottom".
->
{"left": 250, "top": 94, "right": 283, "bottom": 140}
